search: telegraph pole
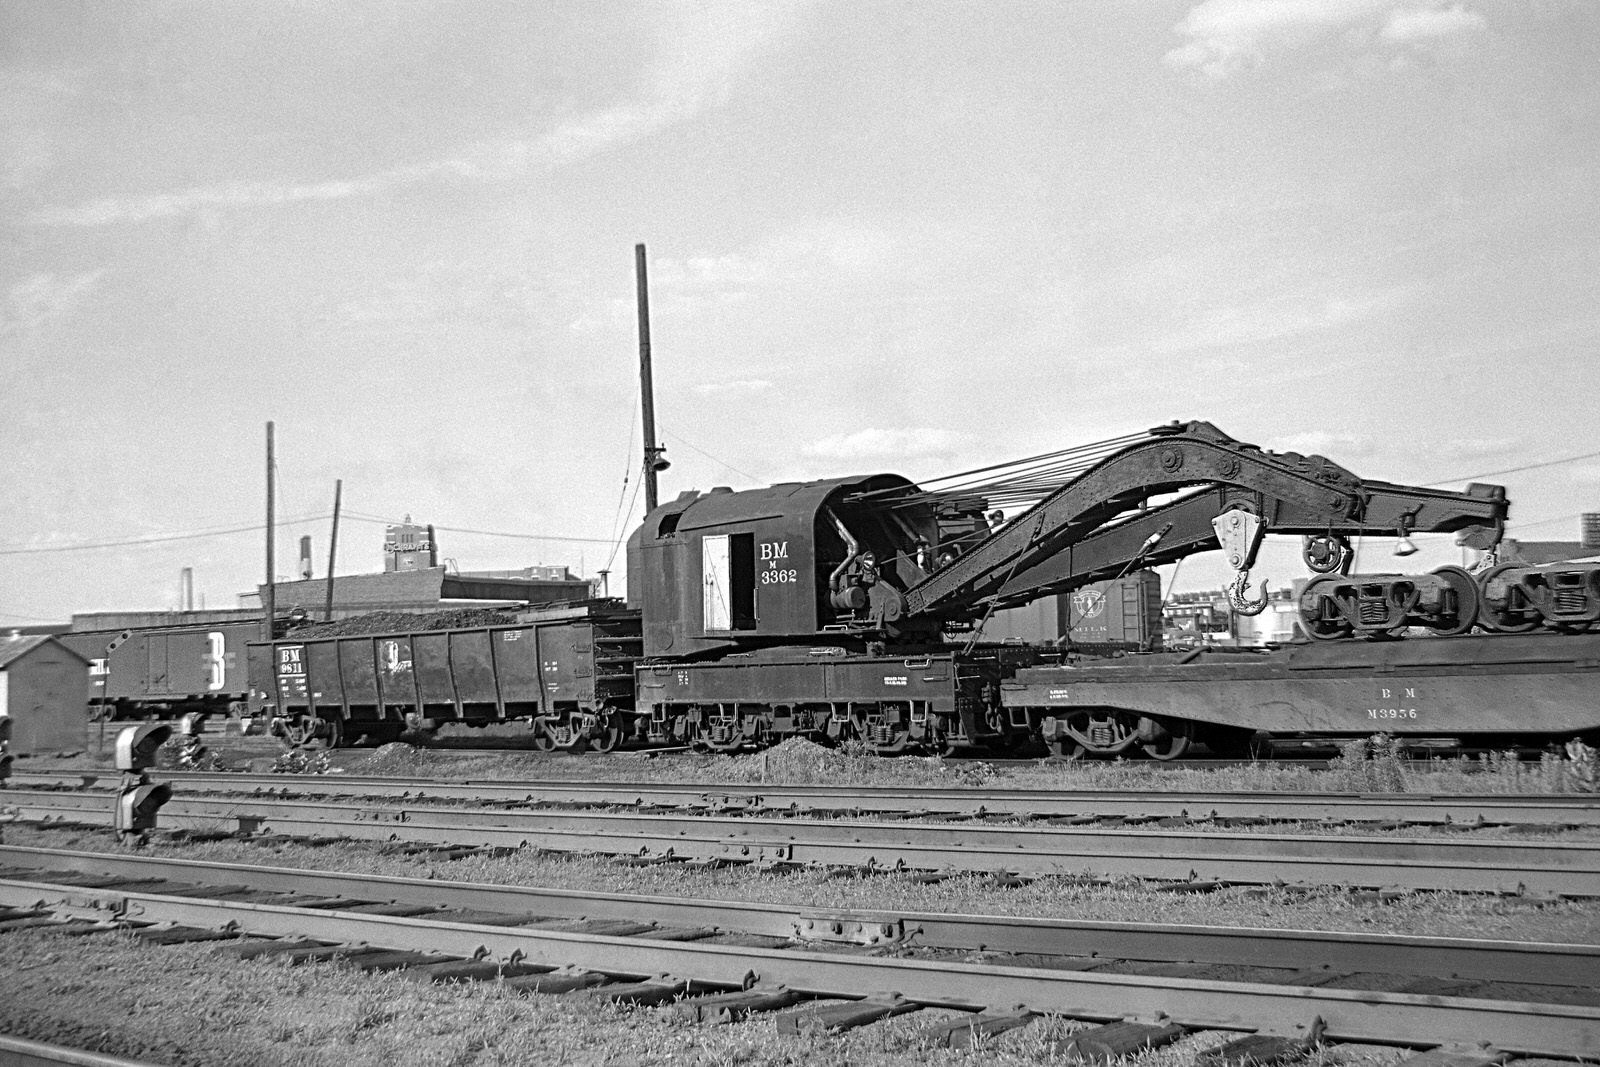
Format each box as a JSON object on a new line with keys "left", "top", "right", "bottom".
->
{"left": 635, "top": 243, "right": 668, "bottom": 512}
{"left": 324, "top": 478, "right": 342, "bottom": 622}
{"left": 263, "top": 421, "right": 275, "bottom": 643}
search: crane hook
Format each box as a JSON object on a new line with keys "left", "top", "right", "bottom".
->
{"left": 1228, "top": 569, "right": 1270, "bottom": 616}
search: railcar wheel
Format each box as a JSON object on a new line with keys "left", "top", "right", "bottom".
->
{"left": 1139, "top": 720, "right": 1193, "bottom": 761}
{"left": 590, "top": 724, "right": 623, "bottom": 754}
{"left": 1047, "top": 738, "right": 1086, "bottom": 760}
{"left": 1299, "top": 574, "right": 1353, "bottom": 641}
{"left": 1477, "top": 562, "right": 1542, "bottom": 633}
{"left": 531, "top": 731, "right": 555, "bottom": 752}
{"left": 1424, "top": 565, "right": 1482, "bottom": 637}
{"left": 285, "top": 714, "right": 342, "bottom": 750}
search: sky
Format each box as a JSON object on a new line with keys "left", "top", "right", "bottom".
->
{"left": 3, "top": 0, "right": 1598, "bottom": 622}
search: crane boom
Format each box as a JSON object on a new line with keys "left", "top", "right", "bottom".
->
{"left": 903, "top": 421, "right": 1507, "bottom": 621}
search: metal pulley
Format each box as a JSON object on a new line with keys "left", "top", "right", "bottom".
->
{"left": 1298, "top": 565, "right": 1480, "bottom": 641}
{"left": 1301, "top": 534, "right": 1351, "bottom": 574}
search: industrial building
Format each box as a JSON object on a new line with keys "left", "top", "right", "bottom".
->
{"left": 70, "top": 516, "right": 593, "bottom": 632}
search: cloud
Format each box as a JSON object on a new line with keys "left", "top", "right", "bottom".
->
{"left": 1, "top": 271, "right": 103, "bottom": 340}
{"left": 1427, "top": 436, "right": 1523, "bottom": 465}
{"left": 1164, "top": 0, "right": 1485, "bottom": 78}
{"left": 1150, "top": 294, "right": 1378, "bottom": 355}
{"left": 30, "top": 174, "right": 412, "bottom": 227}
{"left": 0, "top": 67, "right": 84, "bottom": 190}
{"left": 1381, "top": 4, "right": 1485, "bottom": 43}
{"left": 1273, "top": 431, "right": 1377, "bottom": 460}
{"left": 635, "top": 220, "right": 898, "bottom": 324}
{"left": 29, "top": 3, "right": 817, "bottom": 228}
{"left": 804, "top": 427, "right": 972, "bottom": 463}
{"left": 693, "top": 378, "right": 773, "bottom": 396}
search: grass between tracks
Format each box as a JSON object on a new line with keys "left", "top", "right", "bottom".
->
{"left": 8, "top": 822, "right": 1598, "bottom": 945}
{"left": 2, "top": 923, "right": 1457, "bottom": 1067}
{"left": 29, "top": 728, "right": 1600, "bottom": 795}
{"left": 241, "top": 733, "right": 1600, "bottom": 794}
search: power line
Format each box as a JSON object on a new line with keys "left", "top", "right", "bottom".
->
{"left": 338, "top": 513, "right": 617, "bottom": 545}
{"left": 1424, "top": 447, "right": 1600, "bottom": 487}
{"left": 604, "top": 463, "right": 647, "bottom": 575}
{"left": 661, "top": 427, "right": 759, "bottom": 482}
{"left": 1508, "top": 512, "right": 1586, "bottom": 533}
{"left": 0, "top": 610, "right": 68, "bottom": 623}
{"left": 0, "top": 512, "right": 329, "bottom": 555}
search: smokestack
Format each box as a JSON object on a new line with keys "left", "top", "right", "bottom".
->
{"left": 298, "top": 536, "right": 313, "bottom": 580}
{"left": 180, "top": 568, "right": 193, "bottom": 612}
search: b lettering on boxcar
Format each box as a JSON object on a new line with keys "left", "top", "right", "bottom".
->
{"left": 206, "top": 631, "right": 227, "bottom": 691}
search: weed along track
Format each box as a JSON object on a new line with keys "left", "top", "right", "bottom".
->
{"left": 4, "top": 785, "right": 1599, "bottom": 895}
{"left": 0, "top": 845, "right": 1597, "bottom": 1059}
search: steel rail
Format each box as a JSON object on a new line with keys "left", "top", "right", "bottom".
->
{"left": 0, "top": 1037, "right": 166, "bottom": 1067}
{"left": 1, "top": 844, "right": 1592, "bottom": 988}
{"left": 15, "top": 769, "right": 1600, "bottom": 826}
{"left": 0, "top": 876, "right": 1595, "bottom": 1056}
{"left": 6, "top": 790, "right": 1598, "bottom": 895}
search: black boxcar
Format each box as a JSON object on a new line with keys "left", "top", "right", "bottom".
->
{"left": 57, "top": 622, "right": 255, "bottom": 720}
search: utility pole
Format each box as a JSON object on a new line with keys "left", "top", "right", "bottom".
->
{"left": 635, "top": 243, "right": 668, "bottom": 512}
{"left": 263, "top": 421, "right": 275, "bottom": 643}
{"left": 324, "top": 479, "right": 342, "bottom": 622}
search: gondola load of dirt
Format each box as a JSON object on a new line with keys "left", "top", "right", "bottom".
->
{"left": 286, "top": 608, "right": 519, "bottom": 639}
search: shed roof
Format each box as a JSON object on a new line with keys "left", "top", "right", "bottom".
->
{"left": 0, "top": 634, "right": 88, "bottom": 670}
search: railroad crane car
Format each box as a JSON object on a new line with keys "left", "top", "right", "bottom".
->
{"left": 254, "top": 420, "right": 1600, "bottom": 756}
{"left": 625, "top": 420, "right": 1516, "bottom": 756}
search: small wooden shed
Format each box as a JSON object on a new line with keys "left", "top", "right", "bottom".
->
{"left": 0, "top": 635, "right": 89, "bottom": 755}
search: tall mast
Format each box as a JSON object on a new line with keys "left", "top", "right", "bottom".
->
{"left": 635, "top": 243, "right": 668, "bottom": 512}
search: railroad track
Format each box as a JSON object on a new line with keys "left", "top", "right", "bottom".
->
{"left": 16, "top": 768, "right": 1600, "bottom": 826}
{"left": 0, "top": 844, "right": 1595, "bottom": 1059}
{"left": 0, "top": 1035, "right": 162, "bottom": 1067}
{"left": 5, "top": 787, "right": 1597, "bottom": 895}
